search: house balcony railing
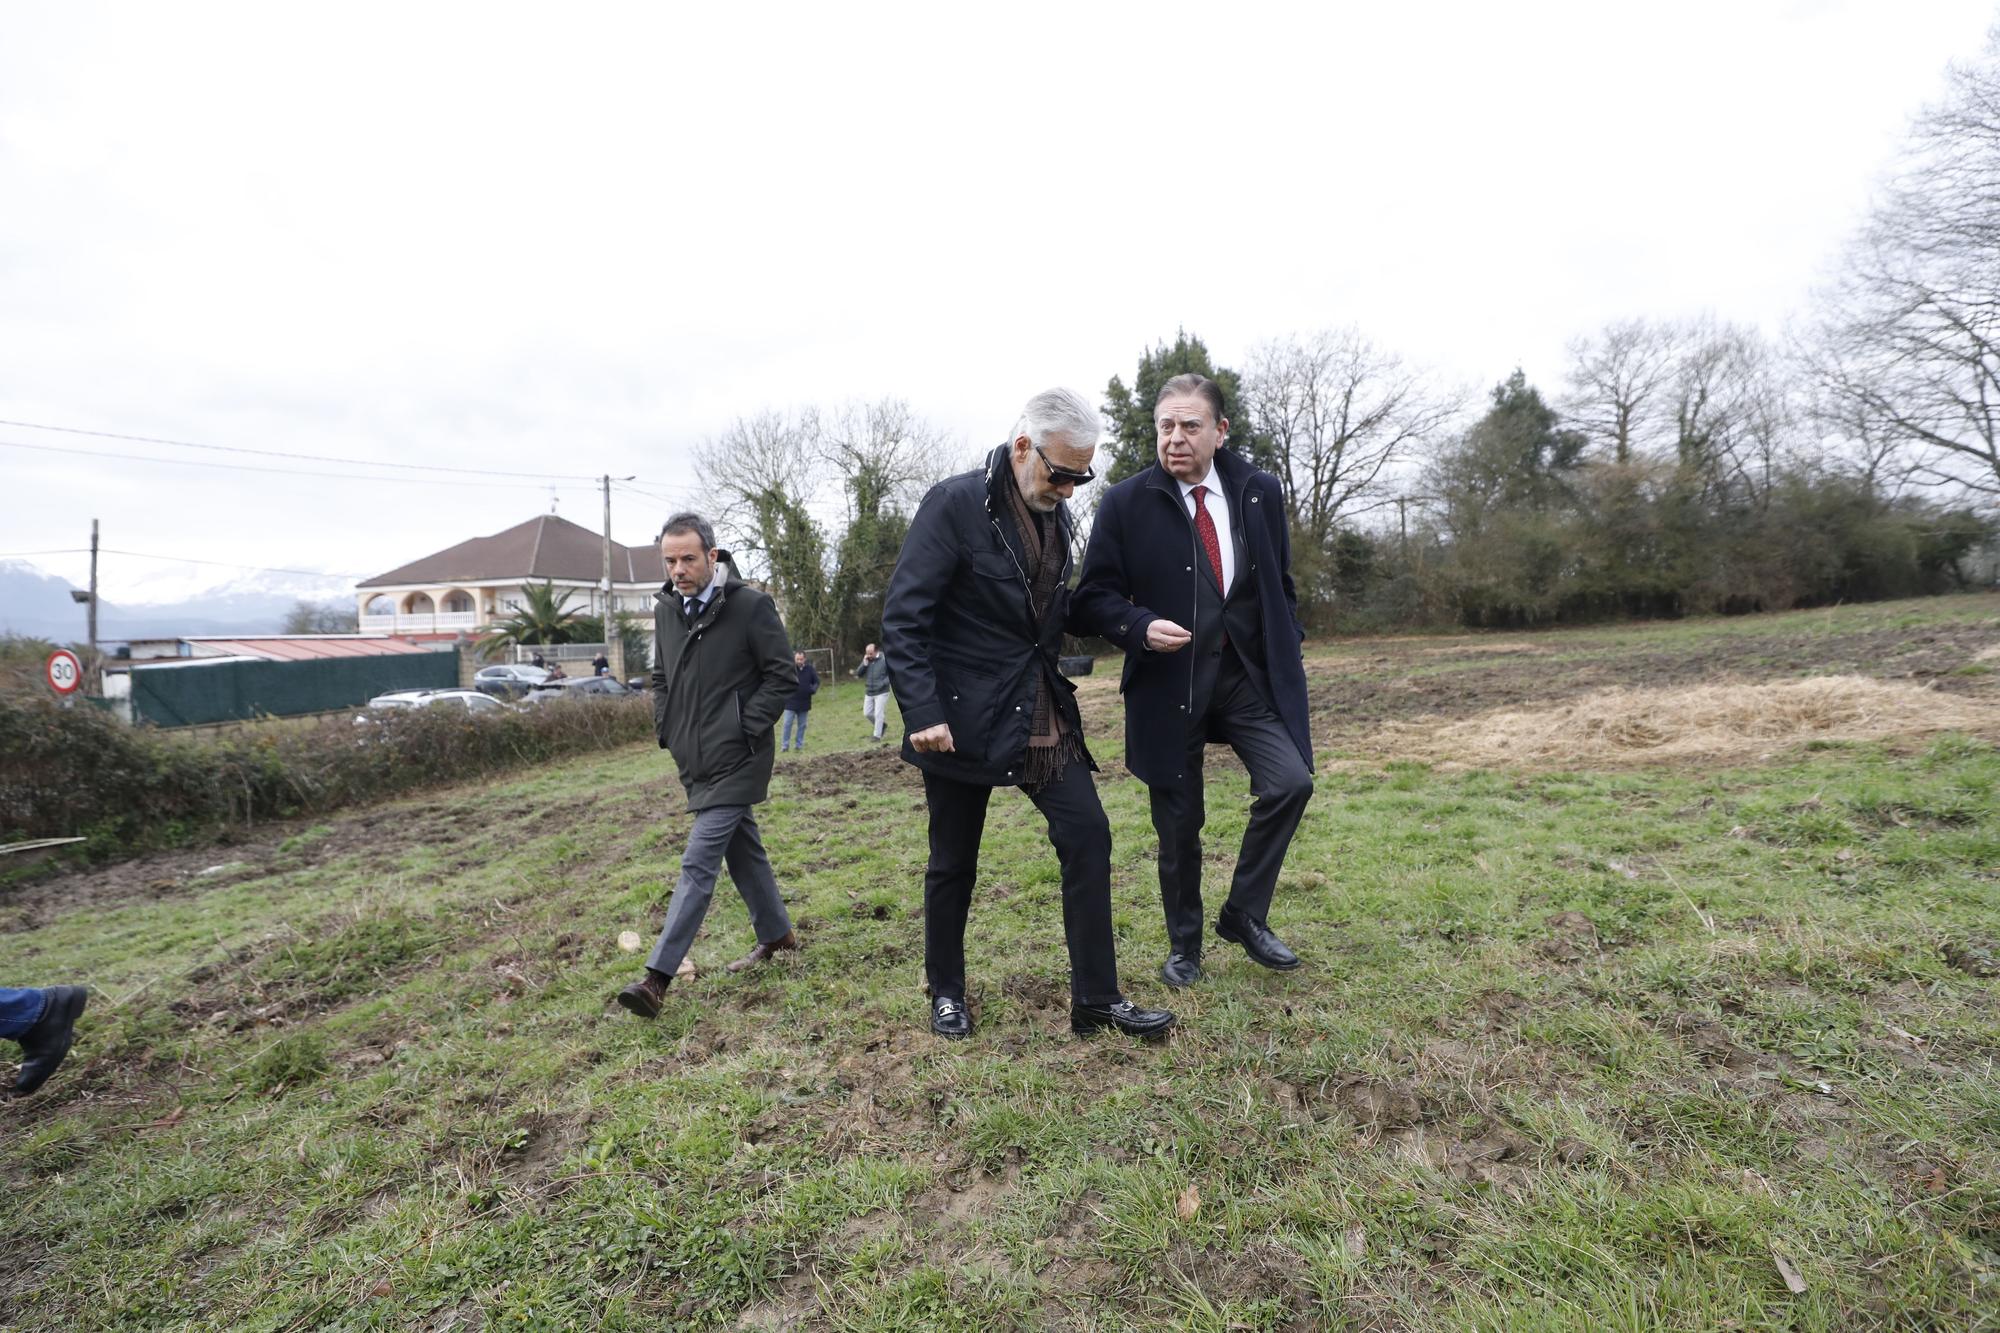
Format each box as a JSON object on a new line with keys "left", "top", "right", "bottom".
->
{"left": 359, "top": 612, "right": 482, "bottom": 635}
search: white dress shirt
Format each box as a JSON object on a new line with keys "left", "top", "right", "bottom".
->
{"left": 681, "top": 562, "right": 727, "bottom": 618}
{"left": 1177, "top": 470, "right": 1236, "bottom": 597}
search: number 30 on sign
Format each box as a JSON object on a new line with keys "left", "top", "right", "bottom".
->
{"left": 45, "top": 649, "right": 83, "bottom": 696}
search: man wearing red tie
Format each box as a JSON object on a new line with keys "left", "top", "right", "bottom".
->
{"left": 1072, "top": 374, "right": 1316, "bottom": 989}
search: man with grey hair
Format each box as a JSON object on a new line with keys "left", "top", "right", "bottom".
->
{"left": 617, "top": 511, "right": 803, "bottom": 1018}
{"left": 882, "top": 387, "right": 1175, "bottom": 1041}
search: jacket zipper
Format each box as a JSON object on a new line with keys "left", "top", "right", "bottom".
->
{"left": 662, "top": 583, "right": 724, "bottom": 770}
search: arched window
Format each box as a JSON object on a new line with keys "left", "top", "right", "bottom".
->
{"left": 442, "top": 591, "right": 474, "bottom": 614}
{"left": 405, "top": 592, "right": 436, "bottom": 614}
{"left": 364, "top": 595, "right": 395, "bottom": 616}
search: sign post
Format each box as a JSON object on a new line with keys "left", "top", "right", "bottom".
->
{"left": 45, "top": 648, "right": 83, "bottom": 698}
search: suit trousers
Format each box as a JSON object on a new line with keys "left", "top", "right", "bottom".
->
{"left": 921, "top": 760, "right": 1121, "bottom": 1006}
{"left": 646, "top": 804, "right": 793, "bottom": 976}
{"left": 1, "top": 987, "right": 48, "bottom": 1039}
{"left": 1148, "top": 648, "right": 1314, "bottom": 957}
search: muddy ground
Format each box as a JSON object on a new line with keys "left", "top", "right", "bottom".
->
{"left": 12, "top": 610, "right": 1998, "bottom": 926}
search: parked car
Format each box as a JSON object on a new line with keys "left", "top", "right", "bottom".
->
{"left": 520, "top": 676, "right": 634, "bottom": 705}
{"left": 421, "top": 689, "right": 511, "bottom": 715}
{"left": 472, "top": 663, "right": 550, "bottom": 699}
{"left": 354, "top": 688, "right": 510, "bottom": 725}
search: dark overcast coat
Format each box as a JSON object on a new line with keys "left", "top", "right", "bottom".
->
{"left": 650, "top": 573, "right": 795, "bottom": 810}
{"left": 881, "top": 446, "right": 1093, "bottom": 788}
{"left": 1070, "top": 447, "right": 1313, "bottom": 787}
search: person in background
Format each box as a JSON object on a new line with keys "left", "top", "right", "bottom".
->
{"left": 617, "top": 510, "right": 802, "bottom": 1018}
{"left": 530, "top": 650, "right": 547, "bottom": 669}
{"left": 781, "top": 650, "right": 820, "bottom": 752}
{"left": 592, "top": 650, "right": 610, "bottom": 677}
{"left": 3, "top": 984, "right": 86, "bottom": 1097}
{"left": 854, "top": 642, "right": 891, "bottom": 743}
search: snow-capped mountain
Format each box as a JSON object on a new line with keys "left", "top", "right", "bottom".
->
{"left": 0, "top": 558, "right": 353, "bottom": 641}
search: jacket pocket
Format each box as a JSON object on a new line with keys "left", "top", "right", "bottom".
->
{"left": 933, "top": 661, "right": 999, "bottom": 759}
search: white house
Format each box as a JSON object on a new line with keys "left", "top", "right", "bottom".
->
{"left": 354, "top": 514, "right": 665, "bottom": 641}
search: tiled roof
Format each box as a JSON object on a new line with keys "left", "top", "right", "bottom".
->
{"left": 188, "top": 637, "right": 450, "bottom": 662}
{"left": 357, "top": 515, "right": 665, "bottom": 589}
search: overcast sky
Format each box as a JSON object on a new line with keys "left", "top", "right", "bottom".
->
{"left": 2, "top": 1, "right": 1994, "bottom": 603}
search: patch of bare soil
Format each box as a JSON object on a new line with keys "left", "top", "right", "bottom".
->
{"left": 1308, "top": 619, "right": 2000, "bottom": 751}
{"left": 1160, "top": 1238, "right": 1318, "bottom": 1328}
{"left": 1366, "top": 676, "right": 2000, "bottom": 770}
{"left": 784, "top": 743, "right": 921, "bottom": 799}
{"left": 1540, "top": 910, "right": 1602, "bottom": 962}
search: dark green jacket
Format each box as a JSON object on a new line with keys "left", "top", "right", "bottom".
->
{"left": 650, "top": 573, "right": 795, "bottom": 810}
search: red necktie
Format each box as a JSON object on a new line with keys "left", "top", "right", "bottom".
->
{"left": 1192, "top": 485, "right": 1225, "bottom": 591}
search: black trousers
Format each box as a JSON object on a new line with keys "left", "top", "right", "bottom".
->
{"left": 1149, "top": 648, "right": 1314, "bottom": 957}
{"left": 922, "top": 758, "right": 1121, "bottom": 1006}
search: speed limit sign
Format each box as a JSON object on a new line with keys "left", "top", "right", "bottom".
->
{"left": 45, "top": 649, "right": 83, "bottom": 696}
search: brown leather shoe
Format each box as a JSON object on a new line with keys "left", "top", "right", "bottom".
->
{"left": 616, "top": 969, "right": 670, "bottom": 1018}
{"left": 726, "top": 930, "right": 800, "bottom": 974}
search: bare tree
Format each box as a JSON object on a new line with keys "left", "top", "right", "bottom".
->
{"left": 1807, "top": 34, "right": 2000, "bottom": 501}
{"left": 1245, "top": 328, "right": 1462, "bottom": 548}
{"left": 1669, "top": 320, "right": 1801, "bottom": 512}
{"left": 1561, "top": 318, "right": 1683, "bottom": 464}
{"left": 693, "top": 409, "right": 822, "bottom": 574}
{"left": 817, "top": 397, "right": 957, "bottom": 520}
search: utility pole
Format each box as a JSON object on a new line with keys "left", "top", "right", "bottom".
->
{"left": 601, "top": 475, "right": 635, "bottom": 683}
{"left": 88, "top": 518, "right": 99, "bottom": 660}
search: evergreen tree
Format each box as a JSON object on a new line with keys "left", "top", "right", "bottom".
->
{"left": 1101, "top": 330, "right": 1271, "bottom": 483}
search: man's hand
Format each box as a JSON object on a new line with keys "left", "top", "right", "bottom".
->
{"left": 910, "top": 722, "right": 955, "bottom": 753}
{"left": 1146, "top": 619, "right": 1192, "bottom": 652}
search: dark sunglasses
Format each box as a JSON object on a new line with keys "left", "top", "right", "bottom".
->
{"left": 1034, "top": 444, "right": 1096, "bottom": 486}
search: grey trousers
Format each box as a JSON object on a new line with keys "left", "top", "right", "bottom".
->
{"left": 645, "top": 804, "right": 793, "bottom": 976}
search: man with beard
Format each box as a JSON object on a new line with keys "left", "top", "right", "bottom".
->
{"left": 616, "top": 511, "right": 802, "bottom": 1017}
{"left": 882, "top": 387, "right": 1174, "bottom": 1041}
{"left": 1072, "top": 373, "right": 1315, "bottom": 989}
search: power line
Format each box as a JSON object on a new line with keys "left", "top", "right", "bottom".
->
{"left": 614, "top": 480, "right": 701, "bottom": 507}
{"left": 0, "top": 417, "right": 600, "bottom": 482}
{"left": 98, "top": 549, "right": 371, "bottom": 580}
{"left": 0, "top": 438, "right": 601, "bottom": 490}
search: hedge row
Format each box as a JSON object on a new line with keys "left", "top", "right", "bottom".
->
{"left": 0, "top": 692, "right": 655, "bottom": 862}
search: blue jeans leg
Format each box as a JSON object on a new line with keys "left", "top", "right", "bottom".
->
{"left": 1, "top": 987, "right": 48, "bottom": 1040}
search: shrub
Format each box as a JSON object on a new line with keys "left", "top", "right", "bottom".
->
{"left": 0, "top": 692, "right": 653, "bottom": 862}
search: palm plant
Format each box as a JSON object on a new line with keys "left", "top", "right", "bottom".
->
{"left": 476, "top": 582, "right": 586, "bottom": 661}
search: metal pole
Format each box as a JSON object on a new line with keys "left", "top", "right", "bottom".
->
{"left": 88, "top": 518, "right": 99, "bottom": 675}
{"left": 596, "top": 472, "right": 612, "bottom": 680}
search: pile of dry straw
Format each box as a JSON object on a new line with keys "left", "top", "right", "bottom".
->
{"left": 1369, "top": 675, "right": 2000, "bottom": 768}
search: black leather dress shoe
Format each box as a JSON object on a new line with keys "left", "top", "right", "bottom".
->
{"left": 1216, "top": 910, "right": 1302, "bottom": 971}
{"left": 1071, "top": 998, "right": 1176, "bottom": 1038}
{"left": 13, "top": 985, "right": 87, "bottom": 1097}
{"left": 930, "top": 995, "right": 972, "bottom": 1040}
{"left": 1160, "top": 952, "right": 1204, "bottom": 988}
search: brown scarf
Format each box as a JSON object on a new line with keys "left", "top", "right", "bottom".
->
{"left": 1003, "top": 468, "right": 1085, "bottom": 791}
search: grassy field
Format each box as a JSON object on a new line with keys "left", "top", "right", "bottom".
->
{"left": 4, "top": 595, "right": 1999, "bottom": 1331}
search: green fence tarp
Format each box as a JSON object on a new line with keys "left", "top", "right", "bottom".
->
{"left": 130, "top": 651, "right": 459, "bottom": 727}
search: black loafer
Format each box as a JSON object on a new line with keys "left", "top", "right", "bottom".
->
{"left": 1160, "top": 952, "right": 1204, "bottom": 988}
{"left": 1216, "top": 910, "right": 1302, "bottom": 971}
{"left": 931, "top": 995, "right": 972, "bottom": 1040}
{"left": 1071, "top": 998, "right": 1175, "bottom": 1038}
{"left": 13, "top": 985, "right": 87, "bottom": 1097}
